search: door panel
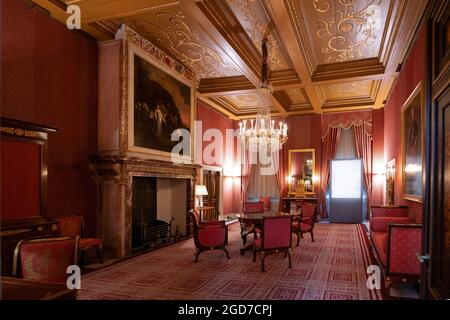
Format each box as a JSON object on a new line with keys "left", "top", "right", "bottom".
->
{"left": 431, "top": 86, "right": 450, "bottom": 298}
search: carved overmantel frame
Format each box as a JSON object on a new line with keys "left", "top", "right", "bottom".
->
{"left": 90, "top": 155, "right": 201, "bottom": 258}
{"left": 94, "top": 25, "right": 201, "bottom": 259}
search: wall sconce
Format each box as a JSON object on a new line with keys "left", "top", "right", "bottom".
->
{"left": 286, "top": 176, "right": 293, "bottom": 185}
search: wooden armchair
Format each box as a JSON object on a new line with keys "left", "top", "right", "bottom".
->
{"left": 13, "top": 236, "right": 80, "bottom": 284}
{"left": 253, "top": 215, "right": 292, "bottom": 272}
{"left": 292, "top": 203, "right": 316, "bottom": 246}
{"left": 189, "top": 209, "right": 229, "bottom": 262}
{"left": 54, "top": 215, "right": 103, "bottom": 265}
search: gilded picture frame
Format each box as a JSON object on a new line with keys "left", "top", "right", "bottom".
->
{"left": 127, "top": 42, "right": 196, "bottom": 163}
{"left": 401, "top": 82, "right": 424, "bottom": 202}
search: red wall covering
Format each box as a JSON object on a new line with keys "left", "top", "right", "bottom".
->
{"left": 1, "top": 0, "right": 98, "bottom": 234}
{"left": 1, "top": 139, "right": 41, "bottom": 219}
{"left": 284, "top": 114, "right": 322, "bottom": 195}
{"left": 372, "top": 108, "right": 385, "bottom": 205}
{"left": 384, "top": 25, "right": 427, "bottom": 222}
{"left": 196, "top": 101, "right": 239, "bottom": 214}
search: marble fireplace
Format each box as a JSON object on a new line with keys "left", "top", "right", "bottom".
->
{"left": 91, "top": 26, "right": 201, "bottom": 259}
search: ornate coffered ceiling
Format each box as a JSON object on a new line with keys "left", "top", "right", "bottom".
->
{"left": 35, "top": 0, "right": 428, "bottom": 119}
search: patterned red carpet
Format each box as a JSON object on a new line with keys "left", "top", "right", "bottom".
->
{"left": 77, "top": 223, "right": 382, "bottom": 300}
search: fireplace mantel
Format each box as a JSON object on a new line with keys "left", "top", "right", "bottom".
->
{"left": 90, "top": 155, "right": 201, "bottom": 258}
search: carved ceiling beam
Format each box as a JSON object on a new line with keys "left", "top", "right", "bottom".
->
{"left": 191, "top": 0, "right": 261, "bottom": 84}
{"left": 198, "top": 97, "right": 239, "bottom": 120}
{"left": 72, "top": 0, "right": 178, "bottom": 23}
{"left": 198, "top": 76, "right": 255, "bottom": 96}
{"left": 193, "top": 0, "right": 288, "bottom": 115}
{"left": 263, "top": 0, "right": 322, "bottom": 114}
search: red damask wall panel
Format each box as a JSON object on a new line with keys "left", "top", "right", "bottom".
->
{"left": 1, "top": 139, "right": 41, "bottom": 219}
{"left": 1, "top": 0, "right": 98, "bottom": 234}
{"left": 384, "top": 25, "right": 427, "bottom": 222}
{"left": 196, "top": 100, "right": 239, "bottom": 214}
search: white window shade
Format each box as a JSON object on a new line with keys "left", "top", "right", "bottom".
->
{"left": 331, "top": 159, "right": 362, "bottom": 199}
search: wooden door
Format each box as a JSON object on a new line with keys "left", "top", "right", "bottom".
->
{"left": 422, "top": 0, "right": 450, "bottom": 299}
{"left": 202, "top": 170, "right": 220, "bottom": 221}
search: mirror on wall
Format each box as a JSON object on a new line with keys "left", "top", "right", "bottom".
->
{"left": 288, "top": 149, "right": 315, "bottom": 196}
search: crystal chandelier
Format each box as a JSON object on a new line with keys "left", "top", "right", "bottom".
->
{"left": 238, "top": 35, "right": 287, "bottom": 152}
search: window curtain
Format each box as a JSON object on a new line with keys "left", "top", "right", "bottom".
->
{"left": 241, "top": 149, "right": 255, "bottom": 211}
{"left": 353, "top": 122, "right": 373, "bottom": 213}
{"left": 320, "top": 127, "right": 340, "bottom": 218}
{"left": 274, "top": 149, "right": 286, "bottom": 212}
{"left": 247, "top": 162, "right": 280, "bottom": 199}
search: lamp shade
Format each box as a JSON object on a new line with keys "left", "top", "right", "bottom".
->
{"left": 195, "top": 185, "right": 208, "bottom": 196}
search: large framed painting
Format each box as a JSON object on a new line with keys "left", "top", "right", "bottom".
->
{"left": 401, "top": 82, "right": 424, "bottom": 202}
{"left": 127, "top": 44, "right": 195, "bottom": 163}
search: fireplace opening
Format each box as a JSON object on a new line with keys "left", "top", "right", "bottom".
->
{"left": 132, "top": 176, "right": 187, "bottom": 252}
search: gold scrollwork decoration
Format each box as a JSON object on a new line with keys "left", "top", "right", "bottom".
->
{"left": 226, "top": 0, "right": 288, "bottom": 70}
{"left": 312, "top": 0, "right": 382, "bottom": 63}
{"left": 129, "top": 11, "right": 240, "bottom": 78}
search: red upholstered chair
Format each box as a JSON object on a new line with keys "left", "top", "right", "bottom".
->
{"left": 253, "top": 215, "right": 292, "bottom": 272}
{"left": 240, "top": 202, "right": 265, "bottom": 245}
{"left": 259, "top": 197, "right": 271, "bottom": 211}
{"left": 292, "top": 203, "right": 316, "bottom": 246}
{"left": 54, "top": 215, "right": 103, "bottom": 264}
{"left": 13, "top": 237, "right": 80, "bottom": 284}
{"left": 190, "top": 209, "right": 229, "bottom": 262}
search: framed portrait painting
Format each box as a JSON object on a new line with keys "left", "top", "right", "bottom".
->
{"left": 127, "top": 43, "right": 195, "bottom": 163}
{"left": 401, "top": 82, "right": 424, "bottom": 202}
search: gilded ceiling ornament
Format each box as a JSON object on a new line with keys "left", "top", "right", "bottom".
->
{"left": 286, "top": 88, "right": 306, "bottom": 104}
{"left": 226, "top": 0, "right": 288, "bottom": 70}
{"left": 325, "top": 80, "right": 371, "bottom": 98}
{"left": 312, "top": 0, "right": 382, "bottom": 63}
{"left": 128, "top": 11, "right": 240, "bottom": 78}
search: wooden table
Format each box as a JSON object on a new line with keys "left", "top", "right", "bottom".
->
{"left": 0, "top": 277, "right": 76, "bottom": 300}
{"left": 282, "top": 196, "right": 318, "bottom": 213}
{"left": 236, "top": 212, "right": 300, "bottom": 255}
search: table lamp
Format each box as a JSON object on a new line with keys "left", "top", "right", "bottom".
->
{"left": 195, "top": 185, "right": 208, "bottom": 208}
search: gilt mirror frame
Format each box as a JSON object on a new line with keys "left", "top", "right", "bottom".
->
{"left": 288, "top": 148, "right": 315, "bottom": 196}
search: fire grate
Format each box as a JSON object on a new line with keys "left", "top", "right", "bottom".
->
{"left": 143, "top": 217, "right": 176, "bottom": 247}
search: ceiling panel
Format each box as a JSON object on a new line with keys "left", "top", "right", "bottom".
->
{"left": 301, "top": 0, "right": 391, "bottom": 65}
{"left": 285, "top": 87, "right": 308, "bottom": 104}
{"left": 226, "top": 0, "right": 291, "bottom": 71}
{"left": 112, "top": 5, "right": 242, "bottom": 79}
{"left": 32, "top": 0, "right": 429, "bottom": 119}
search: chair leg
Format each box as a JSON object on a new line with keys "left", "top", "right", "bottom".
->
{"left": 260, "top": 251, "right": 266, "bottom": 272}
{"left": 194, "top": 249, "right": 200, "bottom": 262}
{"left": 310, "top": 231, "right": 315, "bottom": 242}
{"left": 223, "top": 247, "right": 230, "bottom": 259}
{"left": 96, "top": 245, "right": 104, "bottom": 263}
{"left": 242, "top": 235, "right": 247, "bottom": 246}
{"left": 296, "top": 232, "right": 301, "bottom": 247}
{"left": 384, "top": 277, "right": 392, "bottom": 299}
{"left": 288, "top": 249, "right": 292, "bottom": 268}
{"left": 252, "top": 246, "right": 257, "bottom": 262}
